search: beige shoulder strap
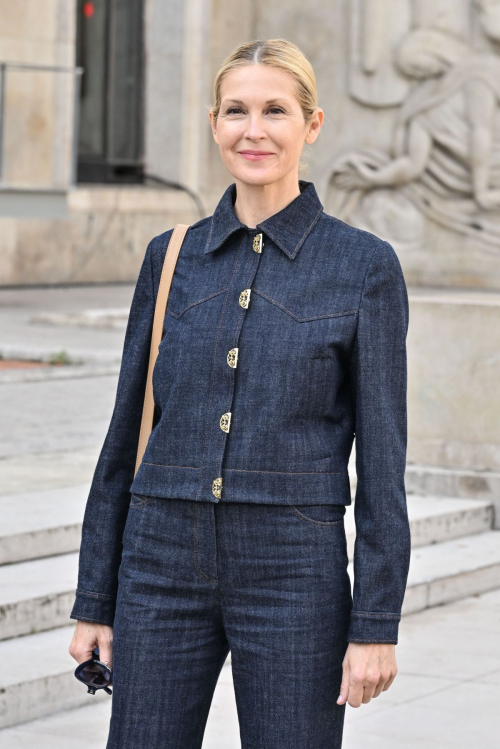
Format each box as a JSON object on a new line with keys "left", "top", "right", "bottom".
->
{"left": 134, "top": 223, "right": 190, "bottom": 476}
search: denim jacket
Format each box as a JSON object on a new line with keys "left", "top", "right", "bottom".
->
{"left": 70, "top": 179, "right": 411, "bottom": 644}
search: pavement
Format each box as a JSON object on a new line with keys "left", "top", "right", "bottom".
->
{"left": 0, "top": 282, "right": 499, "bottom": 747}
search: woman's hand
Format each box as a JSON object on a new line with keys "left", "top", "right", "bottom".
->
{"left": 69, "top": 620, "right": 114, "bottom": 674}
{"left": 337, "top": 642, "right": 398, "bottom": 708}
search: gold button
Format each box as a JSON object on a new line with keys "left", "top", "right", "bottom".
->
{"left": 239, "top": 288, "right": 251, "bottom": 308}
{"left": 220, "top": 412, "right": 232, "bottom": 432}
{"left": 227, "top": 347, "right": 239, "bottom": 368}
{"left": 253, "top": 233, "right": 264, "bottom": 253}
{"left": 212, "top": 477, "right": 223, "bottom": 498}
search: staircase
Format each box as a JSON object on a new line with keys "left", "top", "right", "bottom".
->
{"left": 1, "top": 484, "right": 499, "bottom": 731}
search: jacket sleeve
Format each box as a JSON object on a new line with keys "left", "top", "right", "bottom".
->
{"left": 347, "top": 239, "right": 411, "bottom": 644}
{"left": 69, "top": 234, "right": 160, "bottom": 626}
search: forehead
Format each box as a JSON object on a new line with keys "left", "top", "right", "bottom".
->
{"left": 220, "top": 64, "right": 298, "bottom": 102}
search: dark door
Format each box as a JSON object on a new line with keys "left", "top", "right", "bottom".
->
{"left": 76, "top": 0, "right": 144, "bottom": 183}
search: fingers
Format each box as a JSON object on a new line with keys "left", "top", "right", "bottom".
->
{"left": 370, "top": 674, "right": 387, "bottom": 700}
{"left": 348, "top": 668, "right": 377, "bottom": 707}
{"left": 98, "top": 633, "right": 114, "bottom": 670}
{"left": 337, "top": 659, "right": 372, "bottom": 708}
{"left": 336, "top": 659, "right": 350, "bottom": 705}
{"left": 68, "top": 621, "right": 113, "bottom": 666}
{"left": 382, "top": 668, "right": 398, "bottom": 692}
{"left": 338, "top": 643, "right": 398, "bottom": 708}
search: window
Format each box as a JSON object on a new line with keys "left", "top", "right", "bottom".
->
{"left": 76, "top": 0, "right": 144, "bottom": 183}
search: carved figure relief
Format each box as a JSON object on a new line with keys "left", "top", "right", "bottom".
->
{"left": 325, "top": 0, "right": 500, "bottom": 251}
{"left": 349, "top": 0, "right": 412, "bottom": 106}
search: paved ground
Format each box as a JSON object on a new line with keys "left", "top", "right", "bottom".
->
{"left": 1, "top": 283, "right": 499, "bottom": 747}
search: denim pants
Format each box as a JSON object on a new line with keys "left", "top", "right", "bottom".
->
{"left": 107, "top": 493, "right": 353, "bottom": 748}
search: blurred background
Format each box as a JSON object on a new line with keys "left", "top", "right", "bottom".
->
{"left": 0, "top": 1, "right": 499, "bottom": 746}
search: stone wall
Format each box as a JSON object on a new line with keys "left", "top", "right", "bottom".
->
{"left": 407, "top": 287, "right": 500, "bottom": 472}
{"left": 0, "top": 185, "right": 197, "bottom": 285}
{"left": 0, "top": 0, "right": 499, "bottom": 476}
{"left": 0, "top": 0, "right": 76, "bottom": 189}
{"left": 252, "top": 0, "right": 500, "bottom": 291}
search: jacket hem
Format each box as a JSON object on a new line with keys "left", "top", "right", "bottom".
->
{"left": 130, "top": 461, "right": 352, "bottom": 504}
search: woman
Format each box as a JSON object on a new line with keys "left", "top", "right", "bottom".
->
{"left": 69, "top": 38, "right": 411, "bottom": 748}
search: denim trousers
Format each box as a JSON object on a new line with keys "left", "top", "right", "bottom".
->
{"left": 107, "top": 493, "right": 353, "bottom": 748}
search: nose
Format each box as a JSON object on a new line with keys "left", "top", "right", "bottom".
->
{"left": 243, "top": 113, "right": 267, "bottom": 140}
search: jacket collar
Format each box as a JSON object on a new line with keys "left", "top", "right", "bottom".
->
{"left": 204, "top": 179, "right": 323, "bottom": 260}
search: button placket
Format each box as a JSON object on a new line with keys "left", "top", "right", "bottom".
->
{"left": 203, "top": 231, "right": 265, "bottom": 502}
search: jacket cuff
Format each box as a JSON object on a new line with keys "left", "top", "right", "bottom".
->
{"left": 69, "top": 589, "right": 116, "bottom": 627}
{"left": 347, "top": 610, "right": 401, "bottom": 644}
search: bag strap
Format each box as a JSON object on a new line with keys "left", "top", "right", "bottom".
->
{"left": 134, "top": 223, "right": 190, "bottom": 476}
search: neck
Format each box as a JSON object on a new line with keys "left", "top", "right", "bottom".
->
{"left": 233, "top": 173, "right": 302, "bottom": 228}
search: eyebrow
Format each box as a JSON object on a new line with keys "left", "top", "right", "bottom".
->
{"left": 222, "top": 98, "right": 288, "bottom": 105}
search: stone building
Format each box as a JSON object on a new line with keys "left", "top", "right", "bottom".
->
{"left": 0, "top": 0, "right": 499, "bottom": 513}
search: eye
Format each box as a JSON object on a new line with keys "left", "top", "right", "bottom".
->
{"left": 225, "top": 106, "right": 286, "bottom": 115}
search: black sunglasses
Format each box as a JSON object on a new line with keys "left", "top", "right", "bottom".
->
{"left": 74, "top": 646, "right": 113, "bottom": 695}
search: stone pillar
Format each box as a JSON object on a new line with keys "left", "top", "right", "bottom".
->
{"left": 143, "top": 0, "right": 255, "bottom": 211}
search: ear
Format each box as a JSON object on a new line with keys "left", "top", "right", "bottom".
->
{"left": 305, "top": 108, "right": 324, "bottom": 145}
{"left": 208, "top": 110, "right": 219, "bottom": 143}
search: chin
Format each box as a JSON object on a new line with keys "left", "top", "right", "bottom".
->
{"left": 230, "top": 167, "right": 280, "bottom": 186}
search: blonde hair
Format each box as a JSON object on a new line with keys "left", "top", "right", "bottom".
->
{"left": 209, "top": 38, "right": 319, "bottom": 176}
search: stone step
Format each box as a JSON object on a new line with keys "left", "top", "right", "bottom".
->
{"left": 0, "top": 699, "right": 113, "bottom": 747}
{"left": 1, "top": 489, "right": 493, "bottom": 565}
{"left": 344, "top": 495, "right": 493, "bottom": 558}
{"left": 0, "top": 622, "right": 234, "bottom": 734}
{"left": 2, "top": 512, "right": 500, "bottom": 642}
{"left": 0, "top": 484, "right": 90, "bottom": 565}
{"left": 347, "top": 530, "right": 500, "bottom": 619}
{"left": 405, "top": 463, "right": 500, "bottom": 528}
{"left": 393, "top": 530, "right": 500, "bottom": 616}
{"left": 0, "top": 552, "right": 79, "bottom": 641}
{"left": 30, "top": 307, "right": 129, "bottom": 329}
{"left": 0, "top": 625, "right": 110, "bottom": 731}
{"left": 2, "top": 531, "right": 500, "bottom": 731}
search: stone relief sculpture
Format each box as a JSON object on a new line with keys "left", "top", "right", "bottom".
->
{"left": 348, "top": 0, "right": 412, "bottom": 106}
{"left": 325, "top": 0, "right": 500, "bottom": 251}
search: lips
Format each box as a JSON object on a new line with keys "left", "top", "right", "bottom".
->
{"left": 238, "top": 151, "right": 275, "bottom": 161}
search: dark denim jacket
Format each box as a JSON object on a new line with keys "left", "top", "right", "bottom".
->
{"left": 70, "top": 179, "right": 411, "bottom": 643}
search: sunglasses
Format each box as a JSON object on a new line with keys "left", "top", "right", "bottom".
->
{"left": 74, "top": 646, "right": 113, "bottom": 695}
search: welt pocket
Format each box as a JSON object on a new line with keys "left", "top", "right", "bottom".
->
{"left": 252, "top": 288, "right": 358, "bottom": 323}
{"left": 166, "top": 288, "right": 227, "bottom": 319}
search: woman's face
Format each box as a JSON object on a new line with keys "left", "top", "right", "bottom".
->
{"left": 209, "top": 64, "right": 323, "bottom": 186}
